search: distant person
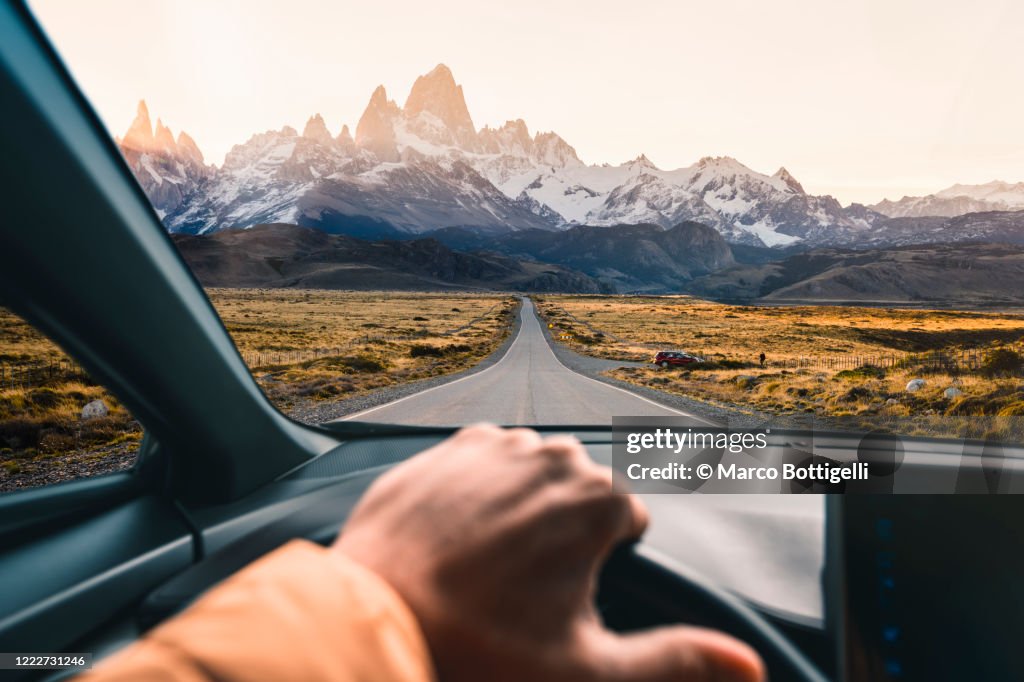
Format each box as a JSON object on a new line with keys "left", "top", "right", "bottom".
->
{"left": 759, "top": 352, "right": 766, "bottom": 368}
{"left": 84, "top": 425, "right": 763, "bottom": 682}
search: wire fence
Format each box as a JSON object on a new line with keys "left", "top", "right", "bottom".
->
{"left": 765, "top": 350, "right": 987, "bottom": 373}
{"left": 0, "top": 359, "right": 90, "bottom": 390}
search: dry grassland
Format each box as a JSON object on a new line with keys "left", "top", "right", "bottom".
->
{"left": 1, "top": 290, "right": 515, "bottom": 490}
{"left": 535, "top": 295, "right": 1024, "bottom": 437}
{"left": 209, "top": 289, "right": 516, "bottom": 408}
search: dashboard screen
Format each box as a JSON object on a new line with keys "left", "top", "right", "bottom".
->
{"left": 840, "top": 496, "right": 1024, "bottom": 681}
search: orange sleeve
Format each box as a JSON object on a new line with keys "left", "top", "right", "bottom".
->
{"left": 82, "top": 540, "right": 435, "bottom": 682}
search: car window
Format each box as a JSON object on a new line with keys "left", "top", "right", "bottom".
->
{"left": 26, "top": 1, "right": 1024, "bottom": 436}
{"left": 0, "top": 307, "right": 140, "bottom": 493}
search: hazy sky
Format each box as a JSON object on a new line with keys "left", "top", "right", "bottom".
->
{"left": 29, "top": 0, "right": 1024, "bottom": 205}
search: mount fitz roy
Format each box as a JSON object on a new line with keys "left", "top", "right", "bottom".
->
{"left": 119, "top": 64, "right": 1024, "bottom": 249}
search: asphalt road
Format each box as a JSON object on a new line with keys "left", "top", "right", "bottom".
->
{"left": 345, "top": 298, "right": 697, "bottom": 425}
{"left": 345, "top": 297, "right": 826, "bottom": 622}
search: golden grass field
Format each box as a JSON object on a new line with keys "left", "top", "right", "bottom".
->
{"left": 535, "top": 295, "right": 1024, "bottom": 436}
{"left": 6, "top": 288, "right": 1023, "bottom": 490}
{"left": 209, "top": 289, "right": 516, "bottom": 408}
{"left": 1, "top": 290, "right": 515, "bottom": 491}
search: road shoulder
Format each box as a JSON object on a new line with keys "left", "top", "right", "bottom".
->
{"left": 287, "top": 299, "right": 524, "bottom": 425}
{"left": 536, "top": 313, "right": 775, "bottom": 429}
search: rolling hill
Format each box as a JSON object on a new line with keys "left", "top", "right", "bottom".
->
{"left": 172, "top": 224, "right": 609, "bottom": 293}
{"left": 686, "top": 242, "right": 1024, "bottom": 306}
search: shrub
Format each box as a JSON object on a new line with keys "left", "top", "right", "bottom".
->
{"left": 997, "top": 401, "right": 1024, "bottom": 417}
{"left": 681, "top": 359, "right": 754, "bottom": 372}
{"left": 28, "top": 388, "right": 62, "bottom": 409}
{"left": 38, "top": 431, "right": 77, "bottom": 453}
{"left": 981, "top": 349, "right": 1023, "bottom": 378}
{"left": 412, "top": 316, "right": 429, "bottom": 322}
{"left": 410, "top": 343, "right": 476, "bottom": 358}
{"left": 839, "top": 386, "right": 873, "bottom": 403}
{"left": 733, "top": 375, "right": 758, "bottom": 389}
{"left": 835, "top": 365, "right": 886, "bottom": 381}
{"left": 341, "top": 355, "right": 386, "bottom": 373}
{"left": 409, "top": 344, "right": 444, "bottom": 358}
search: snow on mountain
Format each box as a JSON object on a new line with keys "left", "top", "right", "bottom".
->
{"left": 497, "top": 154, "right": 863, "bottom": 246}
{"left": 117, "top": 100, "right": 213, "bottom": 217}
{"left": 871, "top": 181, "right": 1024, "bottom": 218}
{"left": 167, "top": 112, "right": 550, "bottom": 235}
{"left": 119, "top": 67, "right": 889, "bottom": 246}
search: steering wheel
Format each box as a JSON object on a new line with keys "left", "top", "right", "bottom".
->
{"left": 140, "top": 478, "right": 830, "bottom": 682}
{"left": 600, "top": 544, "right": 829, "bottom": 682}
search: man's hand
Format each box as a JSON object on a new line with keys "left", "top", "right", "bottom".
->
{"left": 333, "top": 424, "right": 764, "bottom": 682}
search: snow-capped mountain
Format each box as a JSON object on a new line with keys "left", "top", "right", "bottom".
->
{"left": 491, "top": 154, "right": 866, "bottom": 247}
{"left": 871, "top": 181, "right": 1024, "bottom": 218}
{"left": 117, "top": 65, "right": 887, "bottom": 246}
{"left": 116, "top": 101, "right": 212, "bottom": 217}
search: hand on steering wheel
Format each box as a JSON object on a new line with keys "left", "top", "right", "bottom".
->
{"left": 333, "top": 424, "right": 764, "bottom": 682}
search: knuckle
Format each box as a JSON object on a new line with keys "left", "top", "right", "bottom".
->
{"left": 505, "top": 425, "right": 540, "bottom": 440}
{"left": 456, "top": 423, "right": 499, "bottom": 439}
{"left": 505, "top": 427, "right": 541, "bottom": 447}
{"left": 540, "top": 435, "right": 587, "bottom": 460}
{"left": 541, "top": 441, "right": 577, "bottom": 459}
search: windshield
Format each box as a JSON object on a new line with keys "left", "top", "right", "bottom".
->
{"left": 28, "top": 0, "right": 1024, "bottom": 434}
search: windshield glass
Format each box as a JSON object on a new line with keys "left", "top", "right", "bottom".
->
{"left": 28, "top": 0, "right": 1024, "bottom": 434}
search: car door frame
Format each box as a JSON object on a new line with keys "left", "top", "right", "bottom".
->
{"left": 0, "top": 1, "right": 343, "bottom": 661}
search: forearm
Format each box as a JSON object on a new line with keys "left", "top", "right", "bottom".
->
{"left": 82, "top": 540, "right": 435, "bottom": 682}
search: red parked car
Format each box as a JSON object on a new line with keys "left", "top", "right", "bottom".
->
{"left": 653, "top": 351, "right": 704, "bottom": 368}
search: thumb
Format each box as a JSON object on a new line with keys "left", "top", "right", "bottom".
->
{"left": 592, "top": 625, "right": 765, "bottom": 682}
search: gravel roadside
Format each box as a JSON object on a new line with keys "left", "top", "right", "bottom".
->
{"left": 0, "top": 439, "right": 138, "bottom": 493}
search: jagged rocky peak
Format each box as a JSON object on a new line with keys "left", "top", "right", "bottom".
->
{"left": 176, "top": 131, "right": 204, "bottom": 165}
{"left": 533, "top": 131, "right": 582, "bottom": 168}
{"left": 119, "top": 69, "right": 894, "bottom": 249}
{"left": 120, "top": 99, "right": 209, "bottom": 167}
{"left": 935, "top": 180, "right": 1024, "bottom": 199}
{"left": 302, "top": 113, "right": 334, "bottom": 145}
{"left": 121, "top": 100, "right": 155, "bottom": 152}
{"left": 624, "top": 153, "right": 658, "bottom": 170}
{"left": 337, "top": 124, "right": 354, "bottom": 146}
{"left": 479, "top": 118, "right": 533, "bottom": 155}
{"left": 403, "top": 63, "right": 479, "bottom": 150}
{"left": 504, "top": 118, "right": 530, "bottom": 143}
{"left": 355, "top": 85, "right": 401, "bottom": 162}
{"left": 116, "top": 100, "right": 212, "bottom": 216}
{"left": 695, "top": 155, "right": 748, "bottom": 171}
{"left": 153, "top": 118, "right": 178, "bottom": 155}
{"left": 772, "top": 166, "right": 805, "bottom": 194}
